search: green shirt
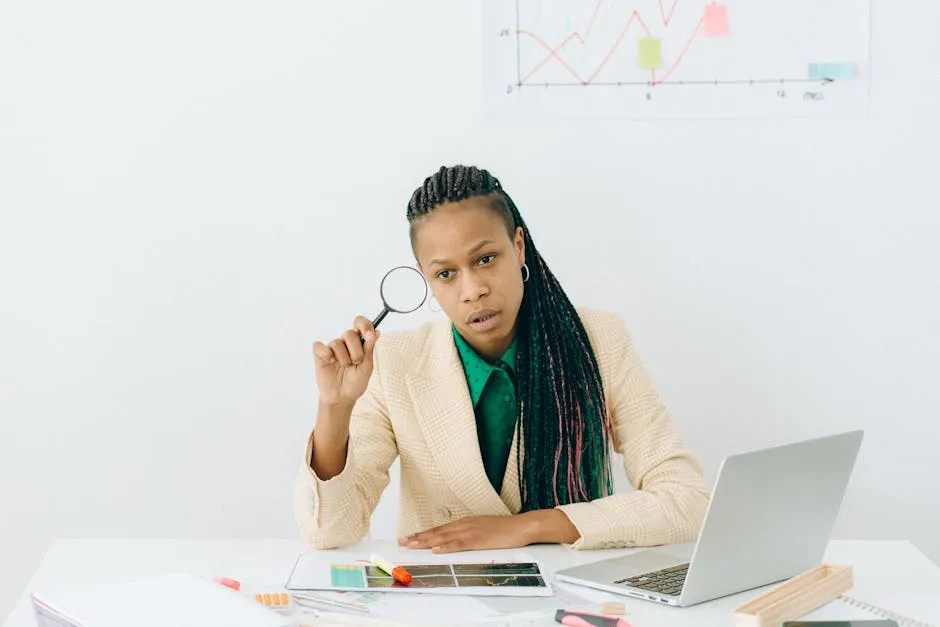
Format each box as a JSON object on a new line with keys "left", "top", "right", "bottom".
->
{"left": 452, "top": 326, "right": 518, "bottom": 493}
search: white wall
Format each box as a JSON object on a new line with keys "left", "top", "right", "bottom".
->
{"left": 2, "top": 0, "right": 938, "bottom": 619}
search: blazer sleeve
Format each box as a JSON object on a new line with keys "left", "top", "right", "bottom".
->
{"left": 556, "top": 311, "right": 711, "bottom": 550}
{"left": 292, "top": 346, "right": 399, "bottom": 549}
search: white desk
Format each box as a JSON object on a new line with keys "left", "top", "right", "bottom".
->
{"left": 5, "top": 539, "right": 939, "bottom": 627}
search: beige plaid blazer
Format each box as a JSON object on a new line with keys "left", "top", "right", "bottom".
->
{"left": 293, "top": 307, "right": 710, "bottom": 550}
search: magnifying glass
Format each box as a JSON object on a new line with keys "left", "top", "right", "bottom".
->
{"left": 362, "top": 265, "right": 429, "bottom": 342}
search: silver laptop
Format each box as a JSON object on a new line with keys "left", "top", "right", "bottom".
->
{"left": 554, "top": 430, "right": 863, "bottom": 607}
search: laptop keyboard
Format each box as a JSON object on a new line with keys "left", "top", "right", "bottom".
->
{"left": 614, "top": 563, "right": 689, "bottom": 596}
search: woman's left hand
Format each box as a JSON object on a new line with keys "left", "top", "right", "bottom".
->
{"left": 399, "top": 510, "right": 580, "bottom": 553}
{"left": 399, "top": 516, "right": 530, "bottom": 553}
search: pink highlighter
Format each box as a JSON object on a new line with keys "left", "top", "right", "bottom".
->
{"left": 554, "top": 609, "right": 632, "bottom": 627}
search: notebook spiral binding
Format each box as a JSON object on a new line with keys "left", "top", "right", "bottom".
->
{"left": 838, "top": 595, "right": 935, "bottom": 627}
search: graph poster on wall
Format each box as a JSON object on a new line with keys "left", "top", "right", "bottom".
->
{"left": 482, "top": 0, "right": 870, "bottom": 119}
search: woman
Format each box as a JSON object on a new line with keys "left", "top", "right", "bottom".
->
{"left": 293, "top": 165, "right": 710, "bottom": 553}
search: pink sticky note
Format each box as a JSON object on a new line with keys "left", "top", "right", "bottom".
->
{"left": 704, "top": 3, "right": 729, "bottom": 36}
{"left": 214, "top": 577, "right": 241, "bottom": 591}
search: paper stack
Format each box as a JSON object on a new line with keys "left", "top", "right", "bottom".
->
{"left": 31, "top": 572, "right": 293, "bottom": 627}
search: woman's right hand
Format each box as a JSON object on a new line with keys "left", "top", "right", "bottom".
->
{"left": 312, "top": 316, "right": 380, "bottom": 409}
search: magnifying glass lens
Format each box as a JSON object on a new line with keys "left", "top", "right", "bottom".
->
{"left": 381, "top": 267, "right": 427, "bottom": 313}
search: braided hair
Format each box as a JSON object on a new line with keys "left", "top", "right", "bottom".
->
{"left": 406, "top": 165, "right": 613, "bottom": 511}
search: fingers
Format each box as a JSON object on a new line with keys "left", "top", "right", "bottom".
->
{"left": 431, "top": 541, "right": 466, "bottom": 554}
{"left": 406, "top": 531, "right": 471, "bottom": 553}
{"left": 400, "top": 516, "right": 505, "bottom": 553}
{"left": 399, "top": 530, "right": 437, "bottom": 549}
{"left": 327, "top": 337, "right": 352, "bottom": 367}
{"left": 400, "top": 523, "right": 462, "bottom": 550}
{"left": 342, "top": 329, "right": 365, "bottom": 364}
{"left": 312, "top": 341, "right": 335, "bottom": 365}
{"left": 315, "top": 317, "right": 381, "bottom": 369}
{"left": 353, "top": 316, "right": 375, "bottom": 339}
{"left": 354, "top": 316, "right": 380, "bottom": 357}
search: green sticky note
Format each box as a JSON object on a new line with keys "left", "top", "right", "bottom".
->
{"left": 638, "top": 38, "right": 662, "bottom": 70}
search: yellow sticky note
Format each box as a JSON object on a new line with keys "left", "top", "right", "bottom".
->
{"left": 638, "top": 38, "right": 662, "bottom": 69}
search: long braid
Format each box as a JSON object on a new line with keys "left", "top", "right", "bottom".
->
{"left": 407, "top": 165, "right": 613, "bottom": 511}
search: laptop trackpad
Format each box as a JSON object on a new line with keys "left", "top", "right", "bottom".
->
{"left": 608, "top": 550, "right": 688, "bottom": 576}
{"left": 559, "top": 548, "right": 689, "bottom": 584}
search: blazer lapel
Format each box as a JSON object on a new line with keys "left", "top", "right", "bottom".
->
{"left": 406, "top": 319, "right": 511, "bottom": 517}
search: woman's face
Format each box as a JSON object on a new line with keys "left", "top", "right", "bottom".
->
{"left": 411, "top": 197, "right": 526, "bottom": 360}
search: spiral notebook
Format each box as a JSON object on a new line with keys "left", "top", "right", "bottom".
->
{"left": 800, "top": 593, "right": 939, "bottom": 627}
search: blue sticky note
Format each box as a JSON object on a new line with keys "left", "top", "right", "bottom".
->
{"left": 330, "top": 565, "right": 367, "bottom": 588}
{"left": 807, "top": 62, "right": 857, "bottom": 80}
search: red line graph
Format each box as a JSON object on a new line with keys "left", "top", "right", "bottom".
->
{"left": 659, "top": 0, "right": 680, "bottom": 25}
{"left": 652, "top": 15, "right": 704, "bottom": 85}
{"left": 519, "top": 10, "right": 653, "bottom": 85}
{"left": 518, "top": 0, "right": 705, "bottom": 87}
{"left": 582, "top": 0, "right": 605, "bottom": 40}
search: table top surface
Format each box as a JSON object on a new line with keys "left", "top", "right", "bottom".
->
{"left": 5, "top": 538, "right": 939, "bottom": 627}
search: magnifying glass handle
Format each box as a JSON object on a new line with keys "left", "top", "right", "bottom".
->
{"left": 371, "top": 307, "right": 389, "bottom": 329}
{"left": 361, "top": 307, "right": 390, "bottom": 345}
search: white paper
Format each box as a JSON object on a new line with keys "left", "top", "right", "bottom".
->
{"left": 285, "top": 550, "right": 553, "bottom": 597}
{"left": 293, "top": 591, "right": 506, "bottom": 626}
{"left": 483, "top": 0, "right": 871, "bottom": 119}
{"left": 474, "top": 579, "right": 599, "bottom": 618}
{"left": 802, "top": 594, "right": 940, "bottom": 626}
{"left": 31, "top": 573, "right": 292, "bottom": 627}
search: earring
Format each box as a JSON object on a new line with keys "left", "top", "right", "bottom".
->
{"left": 521, "top": 263, "right": 530, "bottom": 283}
{"left": 428, "top": 295, "right": 442, "bottom": 313}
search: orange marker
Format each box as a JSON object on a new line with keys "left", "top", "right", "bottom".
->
{"left": 370, "top": 554, "right": 412, "bottom": 585}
